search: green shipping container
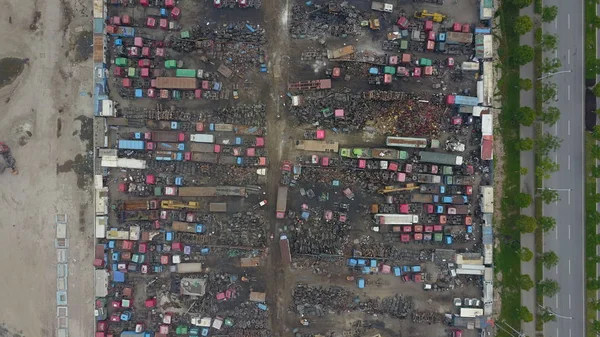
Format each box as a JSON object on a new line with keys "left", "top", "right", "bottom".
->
{"left": 434, "top": 233, "right": 443, "bottom": 242}
{"left": 176, "top": 69, "right": 197, "bottom": 77}
{"left": 154, "top": 186, "right": 163, "bottom": 196}
{"left": 181, "top": 31, "right": 190, "bottom": 38}
{"left": 419, "top": 58, "right": 432, "bottom": 66}
{"left": 172, "top": 90, "right": 182, "bottom": 100}
{"left": 127, "top": 67, "right": 137, "bottom": 77}
{"left": 115, "top": 58, "right": 128, "bottom": 66}
{"left": 384, "top": 66, "right": 396, "bottom": 75}
{"left": 400, "top": 40, "right": 408, "bottom": 50}
{"left": 165, "top": 60, "right": 178, "bottom": 69}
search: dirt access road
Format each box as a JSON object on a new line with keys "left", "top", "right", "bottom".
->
{"left": 258, "top": 0, "right": 296, "bottom": 334}
{"left": 0, "top": 0, "right": 94, "bottom": 336}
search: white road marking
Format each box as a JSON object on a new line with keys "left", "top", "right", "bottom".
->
{"left": 568, "top": 85, "right": 571, "bottom": 100}
{"left": 569, "top": 225, "right": 571, "bottom": 239}
{"left": 555, "top": 19, "right": 558, "bottom": 29}
{"left": 556, "top": 265, "right": 559, "bottom": 274}
{"left": 568, "top": 155, "right": 571, "bottom": 170}
{"left": 556, "top": 297, "right": 559, "bottom": 307}
{"left": 569, "top": 259, "right": 571, "bottom": 274}
{"left": 568, "top": 50, "right": 571, "bottom": 64}
{"left": 555, "top": 49, "right": 558, "bottom": 58}
{"left": 570, "top": 329, "right": 572, "bottom": 337}
{"left": 555, "top": 154, "right": 558, "bottom": 162}
{"left": 568, "top": 191, "right": 571, "bottom": 204}
{"left": 568, "top": 14, "right": 571, "bottom": 29}
{"left": 569, "top": 294, "right": 572, "bottom": 309}
{"left": 556, "top": 228, "right": 559, "bottom": 240}
{"left": 568, "top": 120, "right": 571, "bottom": 135}
{"left": 555, "top": 123, "right": 558, "bottom": 135}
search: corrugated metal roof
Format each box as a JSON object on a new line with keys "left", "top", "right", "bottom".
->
{"left": 481, "top": 136, "right": 493, "bottom": 160}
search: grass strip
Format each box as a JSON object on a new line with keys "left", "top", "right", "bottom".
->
{"left": 495, "top": 3, "right": 523, "bottom": 335}
{"left": 586, "top": 134, "right": 597, "bottom": 337}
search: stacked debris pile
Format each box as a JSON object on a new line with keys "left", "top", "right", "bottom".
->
{"left": 290, "top": 4, "right": 365, "bottom": 38}
{"left": 292, "top": 285, "right": 354, "bottom": 316}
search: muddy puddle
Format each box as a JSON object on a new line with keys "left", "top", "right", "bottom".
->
{"left": 0, "top": 58, "right": 25, "bottom": 89}
{"left": 56, "top": 153, "right": 93, "bottom": 189}
{"left": 73, "top": 31, "right": 92, "bottom": 62}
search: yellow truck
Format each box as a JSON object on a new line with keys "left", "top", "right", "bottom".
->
{"left": 161, "top": 200, "right": 201, "bottom": 210}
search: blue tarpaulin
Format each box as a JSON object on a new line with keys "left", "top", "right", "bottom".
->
{"left": 357, "top": 278, "right": 365, "bottom": 288}
{"left": 394, "top": 267, "right": 401, "bottom": 276}
{"left": 347, "top": 259, "right": 357, "bottom": 267}
{"left": 113, "top": 271, "right": 126, "bottom": 282}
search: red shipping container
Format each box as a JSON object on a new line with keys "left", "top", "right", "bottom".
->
{"left": 246, "top": 148, "right": 256, "bottom": 157}
{"left": 172, "top": 242, "right": 182, "bottom": 251}
{"left": 165, "top": 0, "right": 174, "bottom": 7}
{"left": 142, "top": 47, "right": 151, "bottom": 57}
{"left": 332, "top": 67, "right": 341, "bottom": 78}
{"left": 159, "top": 19, "right": 168, "bottom": 30}
{"left": 424, "top": 20, "right": 433, "bottom": 31}
{"left": 256, "top": 137, "right": 265, "bottom": 147}
{"left": 445, "top": 95, "right": 455, "bottom": 105}
{"left": 453, "top": 23, "right": 462, "bottom": 32}
{"left": 141, "top": 68, "right": 150, "bottom": 77}
{"left": 122, "top": 15, "right": 131, "bottom": 25}
{"left": 171, "top": 7, "right": 181, "bottom": 19}
{"left": 146, "top": 17, "right": 157, "bottom": 28}
{"left": 202, "top": 80, "right": 210, "bottom": 90}
{"left": 147, "top": 88, "right": 156, "bottom": 98}
{"left": 428, "top": 31, "right": 435, "bottom": 41}
{"left": 122, "top": 78, "right": 131, "bottom": 88}
{"left": 160, "top": 255, "right": 170, "bottom": 264}
{"left": 93, "top": 258, "right": 105, "bottom": 267}
{"left": 462, "top": 23, "right": 470, "bottom": 33}
{"left": 388, "top": 162, "right": 398, "bottom": 171}
{"left": 414, "top": 233, "right": 423, "bottom": 240}
{"left": 140, "top": 0, "right": 149, "bottom": 5}
{"left": 155, "top": 48, "right": 165, "bottom": 57}
{"left": 434, "top": 225, "right": 443, "bottom": 232}
{"left": 413, "top": 68, "right": 421, "bottom": 77}
{"left": 401, "top": 234, "right": 410, "bottom": 242}
{"left": 134, "top": 37, "right": 143, "bottom": 47}
{"left": 195, "top": 89, "right": 202, "bottom": 99}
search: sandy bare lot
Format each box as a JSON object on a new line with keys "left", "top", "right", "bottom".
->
{"left": 0, "top": 0, "right": 93, "bottom": 336}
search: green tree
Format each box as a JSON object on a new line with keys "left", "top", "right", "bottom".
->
{"left": 589, "top": 193, "right": 600, "bottom": 203}
{"left": 592, "top": 320, "right": 600, "bottom": 333}
{"left": 521, "top": 274, "right": 534, "bottom": 290}
{"left": 515, "top": 193, "right": 533, "bottom": 208}
{"left": 520, "top": 167, "right": 529, "bottom": 175}
{"left": 520, "top": 247, "right": 534, "bottom": 261}
{"left": 517, "top": 138, "right": 534, "bottom": 151}
{"left": 519, "top": 78, "right": 533, "bottom": 91}
{"left": 537, "top": 188, "right": 560, "bottom": 204}
{"left": 514, "top": 16, "right": 534, "bottom": 35}
{"left": 539, "top": 106, "right": 560, "bottom": 126}
{"left": 512, "top": 0, "right": 533, "bottom": 8}
{"left": 541, "top": 5, "right": 558, "bottom": 22}
{"left": 538, "top": 279, "right": 560, "bottom": 297}
{"left": 513, "top": 45, "right": 535, "bottom": 66}
{"left": 538, "top": 307, "right": 556, "bottom": 322}
{"left": 520, "top": 306, "right": 534, "bottom": 322}
{"left": 517, "top": 215, "right": 537, "bottom": 232}
{"left": 541, "top": 57, "right": 561, "bottom": 73}
{"left": 537, "top": 216, "right": 556, "bottom": 232}
{"left": 592, "top": 165, "right": 600, "bottom": 178}
{"left": 541, "top": 82, "right": 558, "bottom": 102}
{"left": 517, "top": 106, "right": 536, "bottom": 126}
{"left": 588, "top": 278, "right": 600, "bottom": 290}
{"left": 593, "top": 83, "right": 600, "bottom": 97}
{"left": 590, "top": 299, "right": 600, "bottom": 311}
{"left": 536, "top": 156, "right": 560, "bottom": 180}
{"left": 591, "top": 145, "right": 600, "bottom": 159}
{"left": 541, "top": 33, "right": 558, "bottom": 51}
{"left": 588, "top": 210, "right": 600, "bottom": 224}
{"left": 592, "top": 16, "right": 600, "bottom": 28}
{"left": 593, "top": 125, "right": 600, "bottom": 139}
{"left": 541, "top": 251, "right": 559, "bottom": 269}
{"left": 535, "top": 132, "right": 562, "bottom": 155}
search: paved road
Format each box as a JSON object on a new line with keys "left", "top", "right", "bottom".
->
{"left": 541, "top": 0, "right": 586, "bottom": 336}
{"left": 518, "top": 3, "right": 537, "bottom": 337}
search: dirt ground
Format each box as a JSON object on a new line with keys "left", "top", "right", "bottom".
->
{"left": 0, "top": 0, "right": 94, "bottom": 336}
